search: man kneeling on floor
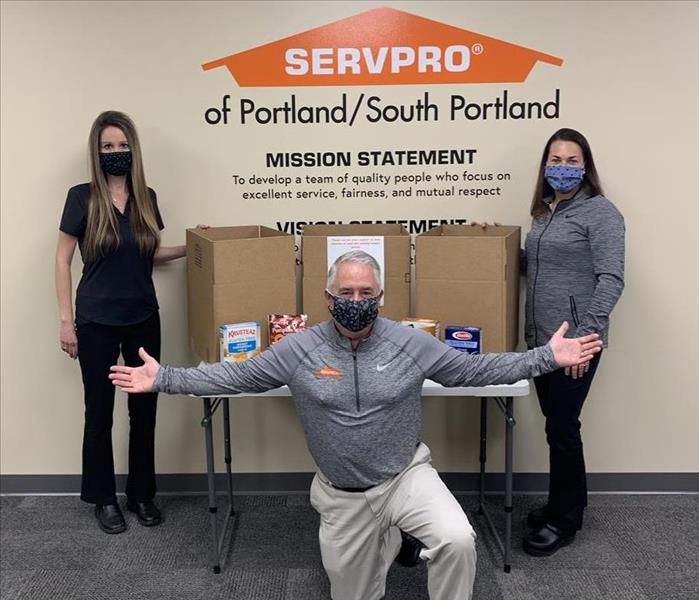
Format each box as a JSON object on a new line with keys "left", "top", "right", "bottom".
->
{"left": 110, "top": 250, "right": 602, "bottom": 600}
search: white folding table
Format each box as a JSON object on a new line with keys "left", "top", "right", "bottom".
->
{"left": 196, "top": 378, "right": 530, "bottom": 574}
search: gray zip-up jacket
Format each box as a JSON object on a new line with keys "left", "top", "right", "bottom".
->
{"left": 155, "top": 318, "right": 558, "bottom": 488}
{"left": 524, "top": 187, "right": 625, "bottom": 348}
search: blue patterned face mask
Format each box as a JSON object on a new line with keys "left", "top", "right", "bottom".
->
{"left": 544, "top": 165, "right": 584, "bottom": 193}
{"left": 327, "top": 292, "right": 380, "bottom": 332}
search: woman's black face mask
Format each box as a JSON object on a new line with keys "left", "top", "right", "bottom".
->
{"left": 99, "top": 151, "right": 132, "bottom": 176}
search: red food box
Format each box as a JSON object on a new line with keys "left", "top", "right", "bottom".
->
{"left": 268, "top": 314, "right": 308, "bottom": 345}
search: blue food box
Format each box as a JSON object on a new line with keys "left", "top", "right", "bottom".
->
{"left": 219, "top": 322, "right": 261, "bottom": 362}
{"left": 444, "top": 326, "right": 481, "bottom": 354}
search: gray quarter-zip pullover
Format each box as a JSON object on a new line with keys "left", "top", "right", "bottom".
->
{"left": 155, "top": 318, "right": 558, "bottom": 488}
{"left": 524, "top": 187, "right": 625, "bottom": 348}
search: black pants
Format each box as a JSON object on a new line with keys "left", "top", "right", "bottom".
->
{"left": 76, "top": 312, "right": 161, "bottom": 505}
{"left": 533, "top": 352, "right": 602, "bottom": 533}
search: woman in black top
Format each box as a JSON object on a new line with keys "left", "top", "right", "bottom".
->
{"left": 55, "top": 110, "right": 201, "bottom": 534}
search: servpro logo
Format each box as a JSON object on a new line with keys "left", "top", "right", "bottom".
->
{"left": 285, "top": 46, "right": 474, "bottom": 76}
{"left": 202, "top": 7, "right": 562, "bottom": 87}
{"left": 314, "top": 366, "right": 343, "bottom": 380}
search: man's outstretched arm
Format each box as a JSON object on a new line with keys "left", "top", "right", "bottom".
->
{"left": 110, "top": 332, "right": 310, "bottom": 396}
{"left": 424, "top": 322, "right": 603, "bottom": 387}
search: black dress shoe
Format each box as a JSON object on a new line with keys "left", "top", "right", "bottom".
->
{"left": 394, "top": 530, "right": 424, "bottom": 567}
{"left": 126, "top": 500, "right": 162, "bottom": 527}
{"left": 95, "top": 504, "right": 126, "bottom": 534}
{"left": 527, "top": 505, "right": 550, "bottom": 530}
{"left": 523, "top": 523, "right": 575, "bottom": 557}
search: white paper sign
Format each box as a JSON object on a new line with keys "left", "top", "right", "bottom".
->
{"left": 327, "top": 236, "right": 385, "bottom": 304}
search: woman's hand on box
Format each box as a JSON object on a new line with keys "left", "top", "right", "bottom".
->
{"left": 469, "top": 221, "right": 502, "bottom": 230}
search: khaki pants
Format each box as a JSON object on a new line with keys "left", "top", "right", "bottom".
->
{"left": 310, "top": 443, "right": 476, "bottom": 600}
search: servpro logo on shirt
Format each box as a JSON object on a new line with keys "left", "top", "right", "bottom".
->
{"left": 202, "top": 7, "right": 562, "bottom": 87}
{"left": 314, "top": 366, "right": 343, "bottom": 380}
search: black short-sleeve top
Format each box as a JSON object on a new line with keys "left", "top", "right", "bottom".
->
{"left": 59, "top": 183, "right": 165, "bottom": 326}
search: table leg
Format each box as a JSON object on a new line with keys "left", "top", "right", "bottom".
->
{"left": 504, "top": 396, "right": 514, "bottom": 573}
{"left": 223, "top": 398, "right": 234, "bottom": 517}
{"left": 478, "top": 397, "right": 487, "bottom": 515}
{"left": 202, "top": 398, "right": 221, "bottom": 574}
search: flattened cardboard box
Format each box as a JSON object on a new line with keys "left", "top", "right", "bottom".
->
{"left": 301, "top": 224, "right": 411, "bottom": 326}
{"left": 187, "top": 226, "right": 296, "bottom": 362}
{"left": 415, "top": 225, "right": 520, "bottom": 352}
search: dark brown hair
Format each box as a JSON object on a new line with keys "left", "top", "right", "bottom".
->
{"left": 530, "top": 128, "right": 604, "bottom": 219}
{"left": 84, "top": 111, "right": 160, "bottom": 261}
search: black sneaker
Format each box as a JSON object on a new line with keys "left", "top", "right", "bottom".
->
{"left": 95, "top": 504, "right": 127, "bottom": 534}
{"left": 394, "top": 530, "right": 424, "bottom": 567}
{"left": 523, "top": 523, "right": 575, "bottom": 557}
{"left": 126, "top": 500, "right": 162, "bottom": 527}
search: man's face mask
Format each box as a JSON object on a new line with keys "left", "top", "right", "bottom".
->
{"left": 326, "top": 292, "right": 380, "bottom": 332}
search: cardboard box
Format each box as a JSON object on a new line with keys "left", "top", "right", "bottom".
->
{"left": 187, "top": 226, "right": 296, "bottom": 362}
{"left": 301, "top": 224, "right": 411, "bottom": 326}
{"left": 415, "top": 225, "right": 520, "bottom": 352}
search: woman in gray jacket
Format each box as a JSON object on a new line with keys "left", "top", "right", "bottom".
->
{"left": 522, "top": 128, "right": 625, "bottom": 556}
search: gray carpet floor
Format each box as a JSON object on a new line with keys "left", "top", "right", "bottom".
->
{"left": 1, "top": 493, "right": 697, "bottom": 600}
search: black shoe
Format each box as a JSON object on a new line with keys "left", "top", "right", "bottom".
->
{"left": 527, "top": 505, "right": 550, "bottom": 530}
{"left": 394, "top": 530, "right": 424, "bottom": 567}
{"left": 95, "top": 504, "right": 126, "bottom": 534}
{"left": 126, "top": 500, "right": 162, "bottom": 527}
{"left": 523, "top": 523, "right": 575, "bottom": 557}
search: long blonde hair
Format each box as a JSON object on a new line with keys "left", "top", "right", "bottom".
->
{"left": 84, "top": 111, "right": 160, "bottom": 261}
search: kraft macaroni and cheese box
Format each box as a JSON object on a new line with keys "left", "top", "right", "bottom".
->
{"left": 401, "top": 318, "right": 441, "bottom": 338}
{"left": 445, "top": 326, "right": 481, "bottom": 354}
{"left": 219, "top": 322, "right": 261, "bottom": 362}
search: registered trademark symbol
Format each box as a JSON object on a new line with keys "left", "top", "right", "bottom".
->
{"left": 472, "top": 43, "right": 484, "bottom": 55}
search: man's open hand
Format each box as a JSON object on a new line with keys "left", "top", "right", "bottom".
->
{"left": 109, "top": 347, "right": 161, "bottom": 393}
{"left": 548, "top": 322, "right": 603, "bottom": 368}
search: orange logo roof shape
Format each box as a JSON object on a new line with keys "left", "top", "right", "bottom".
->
{"left": 202, "top": 7, "right": 563, "bottom": 87}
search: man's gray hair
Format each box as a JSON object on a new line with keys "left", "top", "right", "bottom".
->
{"left": 326, "top": 250, "right": 382, "bottom": 291}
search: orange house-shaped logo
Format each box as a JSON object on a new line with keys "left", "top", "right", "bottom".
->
{"left": 202, "top": 7, "right": 563, "bottom": 87}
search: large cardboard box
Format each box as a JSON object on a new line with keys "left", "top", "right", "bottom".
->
{"left": 187, "top": 226, "right": 296, "bottom": 362}
{"left": 415, "top": 225, "right": 520, "bottom": 352}
{"left": 301, "top": 224, "right": 411, "bottom": 326}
